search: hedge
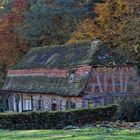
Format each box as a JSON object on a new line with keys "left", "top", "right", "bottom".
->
{"left": 0, "top": 105, "right": 118, "bottom": 130}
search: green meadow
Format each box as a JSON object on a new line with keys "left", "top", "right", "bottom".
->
{"left": 0, "top": 127, "right": 140, "bottom": 140}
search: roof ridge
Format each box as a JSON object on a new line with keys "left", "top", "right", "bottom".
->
{"left": 86, "top": 40, "right": 102, "bottom": 64}
{"left": 29, "top": 41, "right": 92, "bottom": 51}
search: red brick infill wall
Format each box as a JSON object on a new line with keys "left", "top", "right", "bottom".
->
{"left": 7, "top": 65, "right": 92, "bottom": 77}
{"left": 7, "top": 66, "right": 140, "bottom": 94}
{"left": 86, "top": 66, "right": 140, "bottom": 94}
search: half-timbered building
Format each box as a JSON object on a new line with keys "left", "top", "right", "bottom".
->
{"left": 1, "top": 40, "right": 140, "bottom": 112}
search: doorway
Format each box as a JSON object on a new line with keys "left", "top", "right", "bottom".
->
{"left": 51, "top": 103, "right": 57, "bottom": 111}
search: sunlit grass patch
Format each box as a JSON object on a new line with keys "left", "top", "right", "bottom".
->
{"left": 0, "top": 127, "right": 139, "bottom": 140}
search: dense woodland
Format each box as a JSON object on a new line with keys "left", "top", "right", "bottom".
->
{"left": 0, "top": 0, "right": 140, "bottom": 87}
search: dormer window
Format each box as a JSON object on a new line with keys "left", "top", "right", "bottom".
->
{"left": 69, "top": 70, "right": 76, "bottom": 84}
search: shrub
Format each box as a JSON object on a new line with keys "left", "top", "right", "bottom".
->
{"left": 117, "top": 96, "right": 140, "bottom": 122}
{"left": 0, "top": 105, "right": 117, "bottom": 130}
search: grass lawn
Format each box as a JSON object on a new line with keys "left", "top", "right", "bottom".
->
{"left": 0, "top": 127, "right": 140, "bottom": 140}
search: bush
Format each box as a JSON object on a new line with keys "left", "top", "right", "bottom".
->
{"left": 117, "top": 96, "right": 140, "bottom": 122}
{"left": 0, "top": 105, "right": 117, "bottom": 130}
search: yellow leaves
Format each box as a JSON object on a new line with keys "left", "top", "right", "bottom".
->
{"left": 0, "top": 0, "right": 6, "bottom": 9}
{"left": 113, "top": 0, "right": 129, "bottom": 16}
{"left": 67, "top": 17, "right": 111, "bottom": 44}
{"left": 133, "top": 44, "right": 139, "bottom": 53}
{"left": 95, "top": 3, "right": 111, "bottom": 26}
{"left": 95, "top": 0, "right": 129, "bottom": 26}
{"left": 68, "top": 0, "right": 138, "bottom": 49}
{"left": 93, "top": 0, "right": 132, "bottom": 41}
{"left": 39, "top": 34, "right": 47, "bottom": 46}
{"left": 67, "top": 19, "right": 96, "bottom": 44}
{"left": 0, "top": 5, "right": 4, "bottom": 9}
{"left": 95, "top": 3, "right": 110, "bottom": 17}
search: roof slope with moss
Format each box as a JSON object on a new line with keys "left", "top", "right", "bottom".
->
{"left": 2, "top": 41, "right": 132, "bottom": 96}
{"left": 3, "top": 75, "right": 88, "bottom": 96}
{"left": 11, "top": 41, "right": 132, "bottom": 70}
{"left": 12, "top": 42, "right": 95, "bottom": 70}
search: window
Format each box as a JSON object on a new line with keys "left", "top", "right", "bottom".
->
{"left": 51, "top": 103, "right": 57, "bottom": 111}
{"left": 38, "top": 100, "right": 42, "bottom": 110}
{"left": 94, "top": 86, "right": 100, "bottom": 93}
{"left": 0, "top": 96, "right": 3, "bottom": 112}
{"left": 69, "top": 71, "right": 75, "bottom": 84}
{"left": 60, "top": 101, "right": 62, "bottom": 111}
{"left": 28, "top": 102, "right": 31, "bottom": 110}
{"left": 71, "top": 102, "right": 76, "bottom": 109}
{"left": 23, "top": 100, "right": 32, "bottom": 111}
{"left": 38, "top": 96, "right": 43, "bottom": 110}
{"left": 66, "top": 101, "right": 69, "bottom": 109}
{"left": 107, "top": 97, "right": 114, "bottom": 105}
{"left": 66, "top": 100, "right": 76, "bottom": 109}
{"left": 88, "top": 101, "right": 93, "bottom": 108}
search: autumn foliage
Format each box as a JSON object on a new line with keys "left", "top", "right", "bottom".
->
{"left": 68, "top": 0, "right": 140, "bottom": 65}
{"left": 0, "top": 0, "right": 28, "bottom": 67}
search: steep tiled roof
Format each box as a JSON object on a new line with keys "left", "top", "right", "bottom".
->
{"left": 2, "top": 40, "right": 133, "bottom": 96}
{"left": 2, "top": 75, "right": 88, "bottom": 96}
{"left": 12, "top": 42, "right": 96, "bottom": 70}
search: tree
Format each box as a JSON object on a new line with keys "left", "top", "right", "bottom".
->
{"left": 0, "top": 0, "right": 29, "bottom": 67}
{"left": 95, "top": 0, "right": 140, "bottom": 61}
{"left": 18, "top": 0, "right": 92, "bottom": 46}
{"left": 68, "top": 0, "right": 140, "bottom": 66}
